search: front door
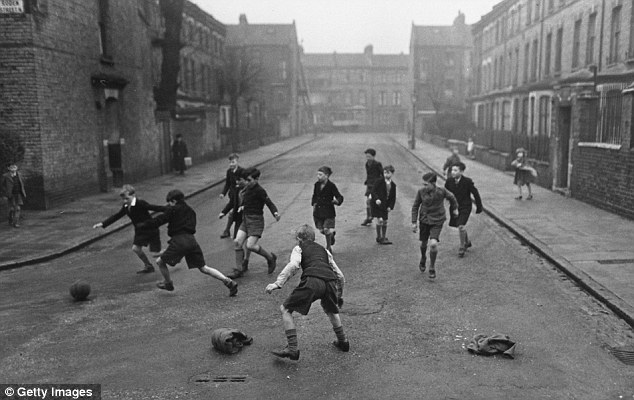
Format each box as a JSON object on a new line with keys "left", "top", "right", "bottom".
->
{"left": 557, "top": 106, "right": 571, "bottom": 188}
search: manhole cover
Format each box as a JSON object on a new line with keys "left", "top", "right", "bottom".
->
{"left": 597, "top": 259, "right": 634, "bottom": 265}
{"left": 190, "top": 372, "right": 248, "bottom": 384}
{"left": 609, "top": 345, "right": 634, "bottom": 365}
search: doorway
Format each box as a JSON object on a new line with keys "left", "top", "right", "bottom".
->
{"left": 557, "top": 106, "right": 571, "bottom": 189}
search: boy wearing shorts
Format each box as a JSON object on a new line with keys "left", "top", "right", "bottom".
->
{"left": 93, "top": 184, "right": 166, "bottom": 274}
{"left": 139, "top": 189, "right": 237, "bottom": 295}
{"left": 444, "top": 162, "right": 483, "bottom": 257}
{"left": 311, "top": 166, "right": 344, "bottom": 253}
{"left": 371, "top": 165, "right": 396, "bottom": 244}
{"left": 219, "top": 153, "right": 243, "bottom": 239}
{"left": 411, "top": 173, "right": 458, "bottom": 279}
{"left": 229, "top": 167, "right": 280, "bottom": 279}
{"left": 266, "top": 225, "right": 348, "bottom": 361}
{"left": 361, "top": 148, "right": 383, "bottom": 226}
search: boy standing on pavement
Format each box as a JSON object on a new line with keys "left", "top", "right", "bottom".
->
{"left": 228, "top": 167, "right": 281, "bottom": 279}
{"left": 138, "top": 189, "right": 238, "bottom": 295}
{"left": 1, "top": 164, "right": 26, "bottom": 228}
{"left": 371, "top": 165, "right": 396, "bottom": 244}
{"left": 312, "top": 166, "right": 344, "bottom": 253}
{"left": 411, "top": 172, "right": 459, "bottom": 279}
{"left": 93, "top": 185, "right": 166, "bottom": 274}
{"left": 219, "top": 153, "right": 243, "bottom": 239}
{"left": 444, "top": 162, "right": 483, "bottom": 257}
{"left": 361, "top": 148, "right": 383, "bottom": 226}
{"left": 266, "top": 225, "right": 348, "bottom": 361}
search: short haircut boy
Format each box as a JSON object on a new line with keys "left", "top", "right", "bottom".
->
{"left": 120, "top": 184, "right": 136, "bottom": 196}
{"left": 422, "top": 172, "right": 437, "bottom": 183}
{"left": 244, "top": 167, "right": 261, "bottom": 180}
{"left": 383, "top": 165, "right": 395, "bottom": 173}
{"left": 454, "top": 162, "right": 466, "bottom": 171}
{"left": 228, "top": 153, "right": 240, "bottom": 160}
{"left": 364, "top": 148, "right": 376, "bottom": 157}
{"left": 166, "top": 189, "right": 185, "bottom": 203}
{"left": 318, "top": 166, "right": 332, "bottom": 176}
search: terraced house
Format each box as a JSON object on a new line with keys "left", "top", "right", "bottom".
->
{"left": 469, "top": 0, "right": 634, "bottom": 218}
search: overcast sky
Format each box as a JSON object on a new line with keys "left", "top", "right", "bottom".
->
{"left": 193, "top": 0, "right": 501, "bottom": 54}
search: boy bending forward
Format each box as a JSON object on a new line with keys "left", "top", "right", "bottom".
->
{"left": 266, "top": 225, "right": 349, "bottom": 361}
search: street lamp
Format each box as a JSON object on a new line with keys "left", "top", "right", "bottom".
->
{"left": 410, "top": 93, "right": 417, "bottom": 149}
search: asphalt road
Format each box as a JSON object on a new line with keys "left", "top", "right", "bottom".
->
{"left": 1, "top": 134, "right": 633, "bottom": 400}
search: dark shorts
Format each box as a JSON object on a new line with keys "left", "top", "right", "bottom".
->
{"left": 160, "top": 233, "right": 205, "bottom": 269}
{"left": 133, "top": 229, "right": 161, "bottom": 253}
{"left": 314, "top": 217, "right": 335, "bottom": 231}
{"left": 454, "top": 209, "right": 471, "bottom": 227}
{"left": 419, "top": 223, "right": 443, "bottom": 243}
{"left": 239, "top": 214, "right": 265, "bottom": 237}
{"left": 371, "top": 206, "right": 388, "bottom": 220}
{"left": 283, "top": 276, "right": 339, "bottom": 315}
{"left": 8, "top": 194, "right": 23, "bottom": 208}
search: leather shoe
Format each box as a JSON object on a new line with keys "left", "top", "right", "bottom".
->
{"left": 268, "top": 253, "right": 277, "bottom": 274}
{"left": 137, "top": 266, "right": 155, "bottom": 274}
{"left": 157, "top": 281, "right": 174, "bottom": 291}
{"left": 225, "top": 280, "right": 238, "bottom": 297}
{"left": 333, "top": 340, "right": 350, "bottom": 352}
{"left": 271, "top": 347, "right": 300, "bottom": 360}
{"left": 227, "top": 271, "right": 243, "bottom": 279}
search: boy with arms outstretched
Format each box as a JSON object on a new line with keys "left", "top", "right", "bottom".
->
{"left": 371, "top": 165, "right": 396, "bottom": 244}
{"left": 228, "top": 167, "right": 280, "bottom": 279}
{"left": 266, "top": 225, "right": 348, "bottom": 361}
{"left": 411, "top": 173, "right": 458, "bottom": 279}
{"left": 138, "top": 189, "right": 238, "bottom": 295}
{"left": 312, "top": 166, "right": 344, "bottom": 252}
{"left": 93, "top": 184, "right": 166, "bottom": 274}
{"left": 444, "top": 162, "right": 483, "bottom": 257}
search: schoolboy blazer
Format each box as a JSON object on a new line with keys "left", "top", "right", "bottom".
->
{"left": 312, "top": 180, "right": 344, "bottom": 219}
{"left": 444, "top": 176, "right": 483, "bottom": 212}
{"left": 371, "top": 179, "right": 396, "bottom": 211}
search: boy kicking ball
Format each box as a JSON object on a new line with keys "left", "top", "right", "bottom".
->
{"left": 266, "top": 225, "right": 348, "bottom": 361}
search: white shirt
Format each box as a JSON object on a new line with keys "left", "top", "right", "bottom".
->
{"left": 274, "top": 244, "right": 345, "bottom": 288}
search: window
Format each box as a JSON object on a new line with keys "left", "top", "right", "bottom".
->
{"left": 359, "top": 90, "right": 367, "bottom": 106}
{"left": 493, "top": 58, "right": 498, "bottom": 89}
{"left": 555, "top": 27, "right": 563, "bottom": 74}
{"left": 219, "top": 106, "right": 231, "bottom": 128}
{"left": 524, "top": 43, "right": 530, "bottom": 83}
{"left": 502, "top": 101, "right": 511, "bottom": 131}
{"left": 514, "top": 47, "right": 520, "bottom": 85}
{"left": 531, "top": 39, "right": 539, "bottom": 81}
{"left": 609, "top": 6, "right": 622, "bottom": 64}
{"left": 393, "top": 91, "right": 401, "bottom": 106}
{"left": 544, "top": 33, "right": 552, "bottom": 76}
{"left": 507, "top": 51, "right": 513, "bottom": 86}
{"left": 526, "top": 0, "right": 533, "bottom": 25}
{"left": 98, "top": 0, "right": 110, "bottom": 58}
{"left": 586, "top": 13, "right": 597, "bottom": 65}
{"left": 379, "top": 91, "right": 387, "bottom": 106}
{"left": 280, "top": 61, "right": 287, "bottom": 80}
{"left": 572, "top": 19, "right": 582, "bottom": 68}
{"left": 598, "top": 88, "right": 623, "bottom": 144}
{"left": 521, "top": 97, "right": 529, "bottom": 135}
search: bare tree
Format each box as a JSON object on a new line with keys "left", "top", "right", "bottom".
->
{"left": 215, "top": 47, "right": 264, "bottom": 151}
{"left": 0, "top": 131, "right": 25, "bottom": 168}
{"left": 154, "top": 0, "right": 185, "bottom": 113}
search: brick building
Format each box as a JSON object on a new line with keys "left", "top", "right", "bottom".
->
{"left": 0, "top": 0, "right": 163, "bottom": 208}
{"left": 410, "top": 13, "right": 472, "bottom": 139}
{"left": 225, "top": 15, "right": 310, "bottom": 141}
{"left": 302, "top": 45, "right": 409, "bottom": 132}
{"left": 469, "top": 0, "right": 634, "bottom": 218}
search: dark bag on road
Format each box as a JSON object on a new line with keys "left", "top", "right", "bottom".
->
{"left": 211, "top": 328, "right": 253, "bottom": 354}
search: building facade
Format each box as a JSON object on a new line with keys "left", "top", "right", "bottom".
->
{"left": 303, "top": 45, "right": 410, "bottom": 132}
{"left": 469, "top": 0, "right": 634, "bottom": 218}
{"left": 225, "top": 15, "right": 310, "bottom": 141}
{"left": 410, "top": 13, "right": 472, "bottom": 139}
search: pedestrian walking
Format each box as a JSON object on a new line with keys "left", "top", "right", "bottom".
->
{"left": 361, "top": 148, "right": 383, "bottom": 226}
{"left": 266, "top": 224, "right": 348, "bottom": 361}
{"left": 444, "top": 162, "right": 483, "bottom": 257}
{"left": 411, "top": 172, "right": 458, "bottom": 279}
{"left": 311, "top": 166, "right": 344, "bottom": 253}
{"left": 228, "top": 167, "right": 280, "bottom": 279}
{"left": 92, "top": 184, "right": 166, "bottom": 274}
{"left": 171, "top": 134, "right": 188, "bottom": 175}
{"left": 467, "top": 137, "right": 475, "bottom": 159}
{"left": 219, "top": 153, "right": 244, "bottom": 239}
{"left": 511, "top": 147, "right": 536, "bottom": 200}
{"left": 1, "top": 164, "right": 26, "bottom": 228}
{"left": 138, "top": 189, "right": 238, "bottom": 295}
{"left": 371, "top": 165, "right": 396, "bottom": 245}
{"left": 442, "top": 146, "right": 462, "bottom": 178}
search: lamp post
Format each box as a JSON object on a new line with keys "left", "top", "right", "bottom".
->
{"left": 410, "top": 93, "right": 417, "bottom": 149}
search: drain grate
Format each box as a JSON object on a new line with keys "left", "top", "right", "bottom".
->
{"left": 609, "top": 345, "right": 634, "bottom": 365}
{"left": 597, "top": 259, "right": 634, "bottom": 265}
{"left": 190, "top": 373, "right": 248, "bottom": 384}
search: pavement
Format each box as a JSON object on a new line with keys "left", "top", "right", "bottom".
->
{"left": 0, "top": 134, "right": 315, "bottom": 270}
{"left": 392, "top": 135, "right": 634, "bottom": 329}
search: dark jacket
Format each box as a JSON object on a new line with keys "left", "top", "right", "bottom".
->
{"left": 102, "top": 199, "right": 166, "bottom": 231}
{"left": 364, "top": 160, "right": 383, "bottom": 187}
{"left": 299, "top": 241, "right": 338, "bottom": 282}
{"left": 1, "top": 171, "right": 26, "bottom": 199}
{"left": 242, "top": 183, "right": 278, "bottom": 216}
{"left": 371, "top": 179, "right": 396, "bottom": 212}
{"left": 312, "top": 180, "right": 344, "bottom": 219}
{"left": 171, "top": 140, "right": 188, "bottom": 171}
{"left": 222, "top": 166, "right": 244, "bottom": 197}
{"left": 140, "top": 201, "right": 196, "bottom": 237}
{"left": 444, "top": 176, "right": 482, "bottom": 212}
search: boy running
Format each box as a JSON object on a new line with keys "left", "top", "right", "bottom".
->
{"left": 361, "top": 148, "right": 383, "bottom": 226}
{"left": 219, "top": 153, "right": 244, "bottom": 239}
{"left": 444, "top": 162, "right": 483, "bottom": 257}
{"left": 138, "top": 189, "right": 238, "bottom": 295}
{"left": 266, "top": 225, "right": 348, "bottom": 361}
{"left": 442, "top": 146, "right": 462, "bottom": 178}
{"left": 312, "top": 166, "right": 344, "bottom": 253}
{"left": 411, "top": 172, "right": 458, "bottom": 279}
{"left": 93, "top": 184, "right": 166, "bottom": 274}
{"left": 228, "top": 167, "right": 280, "bottom": 279}
{"left": 220, "top": 169, "right": 251, "bottom": 271}
{"left": 371, "top": 165, "right": 396, "bottom": 244}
